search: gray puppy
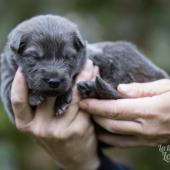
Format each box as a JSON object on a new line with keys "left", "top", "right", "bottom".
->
{"left": 0, "top": 15, "right": 169, "bottom": 121}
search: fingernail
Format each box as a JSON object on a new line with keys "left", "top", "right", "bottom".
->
{"left": 79, "top": 101, "right": 88, "bottom": 109}
{"left": 118, "top": 84, "right": 130, "bottom": 92}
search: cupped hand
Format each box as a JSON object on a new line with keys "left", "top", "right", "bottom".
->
{"left": 11, "top": 60, "right": 100, "bottom": 170}
{"left": 79, "top": 79, "right": 170, "bottom": 147}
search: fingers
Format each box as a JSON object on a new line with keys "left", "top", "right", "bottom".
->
{"left": 92, "top": 66, "right": 99, "bottom": 81}
{"left": 98, "top": 134, "right": 141, "bottom": 147}
{"left": 35, "top": 97, "right": 56, "bottom": 119}
{"left": 98, "top": 133, "right": 159, "bottom": 147}
{"left": 49, "top": 110, "right": 91, "bottom": 140}
{"left": 93, "top": 116, "right": 142, "bottom": 135}
{"left": 75, "top": 59, "right": 95, "bottom": 83}
{"left": 72, "top": 59, "right": 99, "bottom": 103}
{"left": 79, "top": 97, "right": 155, "bottom": 120}
{"left": 11, "top": 69, "right": 33, "bottom": 126}
{"left": 11, "top": 70, "right": 56, "bottom": 132}
{"left": 72, "top": 59, "right": 95, "bottom": 102}
{"left": 54, "top": 102, "right": 79, "bottom": 127}
{"left": 68, "top": 111, "right": 92, "bottom": 138}
{"left": 118, "top": 79, "right": 170, "bottom": 98}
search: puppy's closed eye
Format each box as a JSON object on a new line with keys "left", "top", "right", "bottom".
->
{"left": 63, "top": 48, "right": 77, "bottom": 60}
{"left": 23, "top": 48, "right": 43, "bottom": 59}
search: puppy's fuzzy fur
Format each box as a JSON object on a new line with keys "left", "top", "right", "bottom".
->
{"left": 0, "top": 15, "right": 169, "bottom": 121}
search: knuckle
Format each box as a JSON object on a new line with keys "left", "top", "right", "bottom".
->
{"left": 15, "top": 121, "right": 31, "bottom": 133}
{"left": 160, "top": 114, "right": 170, "bottom": 125}
{"left": 143, "top": 127, "right": 157, "bottom": 137}
{"left": 130, "top": 83, "right": 151, "bottom": 97}
{"left": 144, "top": 130, "right": 153, "bottom": 137}
{"left": 52, "top": 129, "right": 68, "bottom": 140}
{"left": 132, "top": 83, "right": 146, "bottom": 96}
{"left": 31, "top": 126, "right": 46, "bottom": 138}
{"left": 129, "top": 82, "right": 139, "bottom": 89}
{"left": 109, "top": 121, "right": 117, "bottom": 133}
{"left": 110, "top": 103, "right": 121, "bottom": 118}
{"left": 55, "top": 132, "right": 67, "bottom": 141}
{"left": 110, "top": 103, "right": 118, "bottom": 114}
{"left": 73, "top": 125, "right": 87, "bottom": 137}
{"left": 144, "top": 112, "right": 157, "bottom": 119}
{"left": 11, "top": 96, "right": 25, "bottom": 107}
{"left": 155, "top": 97, "right": 170, "bottom": 113}
{"left": 15, "top": 122, "right": 24, "bottom": 131}
{"left": 130, "top": 82, "right": 138, "bottom": 87}
{"left": 74, "top": 128, "right": 85, "bottom": 137}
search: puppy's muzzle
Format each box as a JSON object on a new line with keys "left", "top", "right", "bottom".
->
{"left": 45, "top": 78, "right": 64, "bottom": 89}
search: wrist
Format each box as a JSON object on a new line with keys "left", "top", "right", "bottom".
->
{"left": 61, "top": 157, "right": 100, "bottom": 170}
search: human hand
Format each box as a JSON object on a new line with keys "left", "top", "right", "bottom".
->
{"left": 11, "top": 60, "right": 100, "bottom": 170}
{"left": 79, "top": 79, "right": 170, "bottom": 147}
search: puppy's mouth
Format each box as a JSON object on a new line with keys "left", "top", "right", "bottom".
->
{"left": 29, "top": 84, "right": 71, "bottom": 97}
{"left": 27, "top": 76, "right": 72, "bottom": 97}
{"left": 37, "top": 89, "right": 67, "bottom": 97}
{"left": 33, "top": 89, "right": 67, "bottom": 97}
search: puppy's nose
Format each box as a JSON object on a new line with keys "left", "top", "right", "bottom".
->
{"left": 48, "top": 78, "right": 61, "bottom": 88}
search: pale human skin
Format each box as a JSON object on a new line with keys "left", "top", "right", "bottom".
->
{"left": 79, "top": 79, "right": 170, "bottom": 147}
{"left": 11, "top": 60, "right": 100, "bottom": 170}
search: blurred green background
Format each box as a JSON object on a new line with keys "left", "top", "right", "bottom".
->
{"left": 0, "top": 0, "right": 170, "bottom": 170}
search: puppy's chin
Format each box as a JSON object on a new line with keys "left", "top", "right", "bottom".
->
{"left": 28, "top": 80, "right": 72, "bottom": 97}
{"left": 31, "top": 87, "right": 70, "bottom": 97}
{"left": 40, "top": 90, "right": 66, "bottom": 97}
{"left": 30, "top": 89, "right": 67, "bottom": 97}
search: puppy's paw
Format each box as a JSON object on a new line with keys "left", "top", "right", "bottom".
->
{"left": 56, "top": 103, "right": 70, "bottom": 116}
{"left": 55, "top": 92, "right": 72, "bottom": 116}
{"left": 29, "top": 95, "right": 44, "bottom": 106}
{"left": 77, "top": 81, "right": 97, "bottom": 98}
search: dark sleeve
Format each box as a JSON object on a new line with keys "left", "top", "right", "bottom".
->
{"left": 97, "top": 153, "right": 134, "bottom": 170}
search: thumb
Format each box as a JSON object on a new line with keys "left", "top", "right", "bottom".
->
{"left": 117, "top": 79, "right": 170, "bottom": 98}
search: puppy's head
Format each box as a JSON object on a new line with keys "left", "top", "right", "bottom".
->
{"left": 8, "top": 15, "right": 86, "bottom": 96}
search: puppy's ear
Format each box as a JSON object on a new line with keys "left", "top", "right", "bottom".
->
{"left": 73, "top": 31, "right": 85, "bottom": 51}
{"left": 9, "top": 32, "right": 28, "bottom": 54}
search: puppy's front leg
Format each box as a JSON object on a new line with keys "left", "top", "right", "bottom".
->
{"left": 28, "top": 92, "right": 44, "bottom": 106}
{"left": 78, "top": 76, "right": 125, "bottom": 99}
{"left": 55, "top": 90, "right": 72, "bottom": 115}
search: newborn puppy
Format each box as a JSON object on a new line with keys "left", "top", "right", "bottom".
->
{"left": 0, "top": 15, "right": 169, "bottom": 122}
